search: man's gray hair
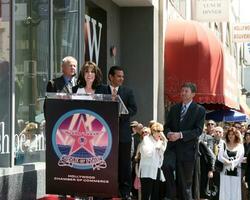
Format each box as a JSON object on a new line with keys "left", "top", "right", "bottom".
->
{"left": 62, "top": 56, "right": 77, "bottom": 65}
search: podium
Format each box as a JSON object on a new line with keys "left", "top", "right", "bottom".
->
{"left": 45, "top": 93, "right": 128, "bottom": 197}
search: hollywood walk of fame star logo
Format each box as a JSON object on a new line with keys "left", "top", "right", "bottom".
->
{"left": 52, "top": 109, "right": 112, "bottom": 170}
{"left": 61, "top": 115, "right": 97, "bottom": 157}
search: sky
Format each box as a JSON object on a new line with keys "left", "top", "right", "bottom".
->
{"left": 240, "top": 0, "right": 250, "bottom": 23}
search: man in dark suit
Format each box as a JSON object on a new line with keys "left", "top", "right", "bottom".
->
{"left": 163, "top": 82, "right": 205, "bottom": 200}
{"left": 107, "top": 66, "right": 137, "bottom": 200}
{"left": 46, "top": 56, "right": 77, "bottom": 93}
{"left": 45, "top": 57, "right": 77, "bottom": 200}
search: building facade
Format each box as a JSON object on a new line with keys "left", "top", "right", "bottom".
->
{"left": 0, "top": 0, "right": 165, "bottom": 199}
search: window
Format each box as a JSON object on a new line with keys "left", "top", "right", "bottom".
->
{"left": 169, "top": 0, "right": 186, "bottom": 18}
{"left": 0, "top": 0, "right": 11, "bottom": 167}
{"left": 14, "top": 0, "right": 49, "bottom": 165}
{"left": 53, "top": 0, "right": 79, "bottom": 77}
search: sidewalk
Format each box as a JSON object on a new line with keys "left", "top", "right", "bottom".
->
{"left": 38, "top": 194, "right": 122, "bottom": 200}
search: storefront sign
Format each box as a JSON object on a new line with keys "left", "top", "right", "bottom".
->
{"left": 0, "top": 121, "right": 11, "bottom": 167}
{"left": 0, "top": 121, "right": 45, "bottom": 155}
{"left": 85, "top": 14, "right": 102, "bottom": 65}
{"left": 14, "top": 132, "right": 45, "bottom": 153}
{"left": 84, "top": 3, "right": 107, "bottom": 81}
{"left": 191, "top": 0, "right": 229, "bottom": 22}
{"left": 232, "top": 24, "right": 250, "bottom": 42}
{"left": 0, "top": 121, "right": 10, "bottom": 154}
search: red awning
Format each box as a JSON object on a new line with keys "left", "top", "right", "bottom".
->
{"left": 164, "top": 20, "right": 240, "bottom": 110}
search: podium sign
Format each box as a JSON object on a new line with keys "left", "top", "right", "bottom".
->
{"left": 45, "top": 94, "right": 119, "bottom": 197}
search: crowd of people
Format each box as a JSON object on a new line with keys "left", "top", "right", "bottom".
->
{"left": 45, "top": 56, "right": 250, "bottom": 200}
{"left": 129, "top": 119, "right": 250, "bottom": 200}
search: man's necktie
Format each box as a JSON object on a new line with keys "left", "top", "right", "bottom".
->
{"left": 66, "top": 80, "right": 73, "bottom": 93}
{"left": 180, "top": 104, "right": 187, "bottom": 121}
{"left": 112, "top": 88, "right": 117, "bottom": 95}
{"left": 214, "top": 143, "right": 219, "bottom": 156}
{"left": 112, "top": 88, "right": 117, "bottom": 100}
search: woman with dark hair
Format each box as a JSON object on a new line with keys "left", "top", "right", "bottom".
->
{"left": 218, "top": 127, "right": 244, "bottom": 200}
{"left": 73, "top": 61, "right": 104, "bottom": 94}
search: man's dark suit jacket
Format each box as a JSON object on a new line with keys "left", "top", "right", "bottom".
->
{"left": 46, "top": 75, "right": 76, "bottom": 93}
{"left": 164, "top": 102, "right": 205, "bottom": 162}
{"left": 103, "top": 85, "right": 137, "bottom": 143}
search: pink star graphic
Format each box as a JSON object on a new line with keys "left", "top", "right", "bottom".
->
{"left": 64, "top": 115, "right": 96, "bottom": 156}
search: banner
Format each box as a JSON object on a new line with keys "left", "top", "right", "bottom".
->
{"left": 45, "top": 98, "right": 119, "bottom": 197}
{"left": 191, "top": 0, "right": 229, "bottom": 22}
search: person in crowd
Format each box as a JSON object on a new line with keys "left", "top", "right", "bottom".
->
{"left": 244, "top": 130, "right": 250, "bottom": 159}
{"left": 218, "top": 127, "right": 244, "bottom": 200}
{"left": 223, "top": 125, "right": 230, "bottom": 135}
{"left": 131, "top": 121, "right": 139, "bottom": 158}
{"left": 199, "top": 120, "right": 216, "bottom": 151}
{"left": 234, "top": 122, "right": 242, "bottom": 130}
{"left": 134, "top": 126, "right": 151, "bottom": 200}
{"left": 72, "top": 61, "right": 104, "bottom": 95}
{"left": 163, "top": 82, "right": 206, "bottom": 200}
{"left": 106, "top": 66, "right": 137, "bottom": 200}
{"left": 245, "top": 130, "right": 250, "bottom": 200}
{"left": 210, "top": 126, "right": 224, "bottom": 200}
{"left": 46, "top": 56, "right": 77, "bottom": 93}
{"left": 241, "top": 123, "right": 247, "bottom": 137}
{"left": 131, "top": 121, "right": 143, "bottom": 163}
{"left": 213, "top": 126, "right": 224, "bottom": 155}
{"left": 131, "top": 121, "right": 142, "bottom": 199}
{"left": 242, "top": 130, "right": 250, "bottom": 200}
{"left": 138, "top": 123, "right": 167, "bottom": 200}
{"left": 136, "top": 123, "right": 144, "bottom": 136}
{"left": 195, "top": 140, "right": 214, "bottom": 200}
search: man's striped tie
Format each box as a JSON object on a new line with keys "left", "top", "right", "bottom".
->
{"left": 180, "top": 104, "right": 187, "bottom": 121}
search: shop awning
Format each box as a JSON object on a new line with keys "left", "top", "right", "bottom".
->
{"left": 164, "top": 20, "right": 240, "bottom": 110}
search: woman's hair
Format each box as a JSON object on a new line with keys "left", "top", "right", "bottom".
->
{"left": 148, "top": 120, "right": 157, "bottom": 128}
{"left": 224, "top": 127, "right": 241, "bottom": 144}
{"left": 77, "top": 61, "right": 103, "bottom": 89}
{"left": 150, "top": 122, "right": 164, "bottom": 133}
{"left": 150, "top": 122, "right": 167, "bottom": 142}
